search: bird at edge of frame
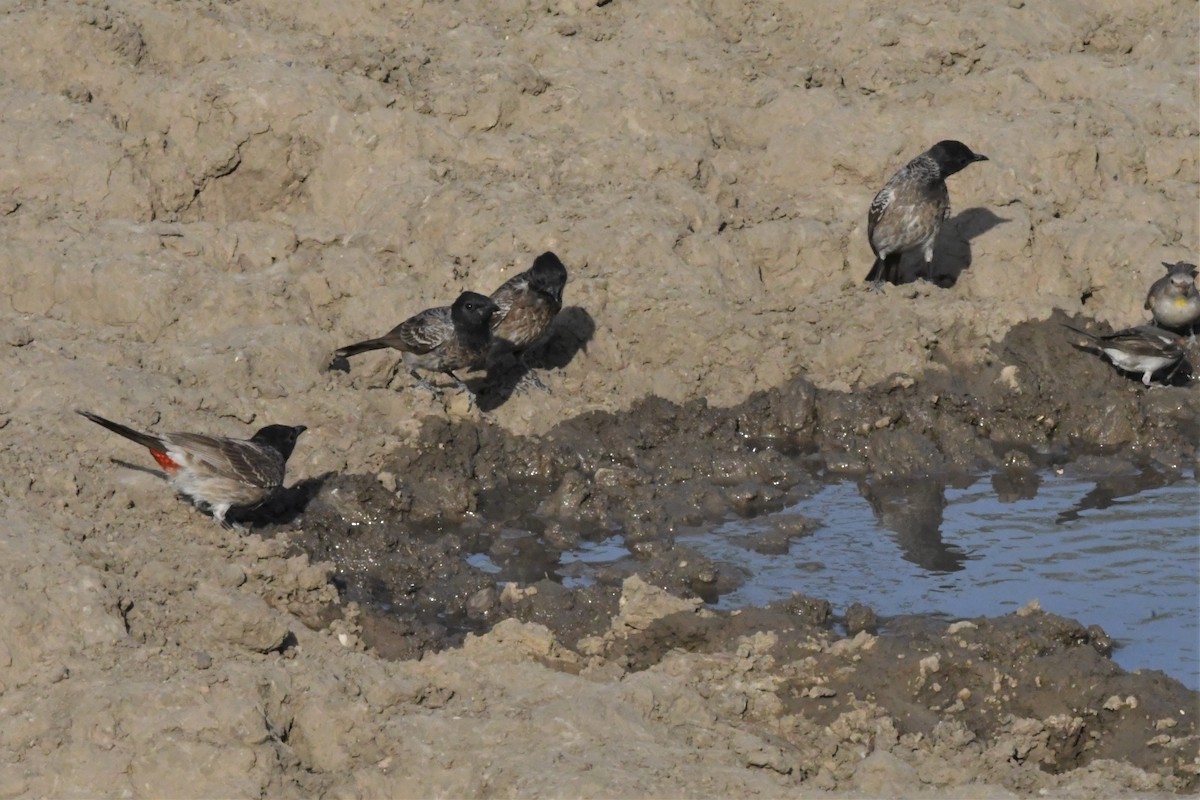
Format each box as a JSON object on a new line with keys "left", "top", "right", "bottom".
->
{"left": 1144, "top": 260, "right": 1200, "bottom": 336}
{"left": 865, "top": 140, "right": 989, "bottom": 290}
{"left": 76, "top": 410, "right": 307, "bottom": 529}
{"left": 1060, "top": 324, "right": 1187, "bottom": 387}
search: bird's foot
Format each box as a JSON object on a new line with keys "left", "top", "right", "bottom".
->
{"left": 514, "top": 370, "right": 551, "bottom": 394}
{"left": 217, "top": 516, "right": 246, "bottom": 532}
{"left": 406, "top": 369, "right": 443, "bottom": 398}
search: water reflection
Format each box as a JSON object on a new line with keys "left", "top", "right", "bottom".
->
{"left": 683, "top": 468, "right": 1199, "bottom": 688}
{"left": 1054, "top": 464, "right": 1182, "bottom": 524}
{"left": 990, "top": 468, "right": 1041, "bottom": 503}
{"left": 858, "top": 476, "right": 965, "bottom": 573}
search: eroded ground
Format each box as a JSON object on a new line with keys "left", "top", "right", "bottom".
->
{"left": 0, "top": 0, "right": 1197, "bottom": 796}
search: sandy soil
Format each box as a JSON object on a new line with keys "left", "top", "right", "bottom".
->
{"left": 1, "top": 0, "right": 1197, "bottom": 796}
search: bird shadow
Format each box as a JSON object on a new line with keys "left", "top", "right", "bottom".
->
{"left": 110, "top": 458, "right": 167, "bottom": 480}
{"left": 229, "top": 472, "right": 334, "bottom": 529}
{"left": 900, "top": 207, "right": 1009, "bottom": 288}
{"left": 108, "top": 459, "right": 332, "bottom": 530}
{"left": 473, "top": 306, "right": 596, "bottom": 412}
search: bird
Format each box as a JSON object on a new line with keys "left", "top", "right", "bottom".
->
{"left": 1145, "top": 261, "right": 1200, "bottom": 333}
{"left": 333, "top": 290, "right": 499, "bottom": 396}
{"left": 76, "top": 410, "right": 307, "bottom": 528}
{"left": 486, "top": 251, "right": 569, "bottom": 390}
{"left": 1061, "top": 324, "right": 1186, "bottom": 387}
{"left": 865, "top": 140, "right": 989, "bottom": 288}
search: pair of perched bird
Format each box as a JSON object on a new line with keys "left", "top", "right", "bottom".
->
{"left": 1063, "top": 261, "right": 1198, "bottom": 387}
{"left": 333, "top": 251, "right": 569, "bottom": 397}
{"left": 865, "top": 140, "right": 1197, "bottom": 387}
{"left": 77, "top": 252, "right": 569, "bottom": 527}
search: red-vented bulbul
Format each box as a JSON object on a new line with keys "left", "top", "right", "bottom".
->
{"left": 77, "top": 410, "right": 306, "bottom": 528}
{"left": 866, "top": 140, "right": 989, "bottom": 288}
{"left": 334, "top": 290, "right": 499, "bottom": 395}
{"left": 487, "top": 251, "right": 568, "bottom": 390}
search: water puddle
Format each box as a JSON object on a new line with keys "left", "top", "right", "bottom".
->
{"left": 679, "top": 469, "right": 1199, "bottom": 688}
{"left": 467, "top": 533, "right": 629, "bottom": 589}
{"left": 446, "top": 462, "right": 1195, "bottom": 690}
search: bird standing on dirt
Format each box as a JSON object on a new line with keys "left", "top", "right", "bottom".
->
{"left": 1145, "top": 261, "right": 1200, "bottom": 333}
{"left": 865, "top": 140, "right": 989, "bottom": 288}
{"left": 76, "top": 410, "right": 307, "bottom": 528}
{"left": 333, "top": 290, "right": 499, "bottom": 396}
{"left": 487, "top": 251, "right": 569, "bottom": 390}
{"left": 1061, "top": 324, "right": 1186, "bottom": 387}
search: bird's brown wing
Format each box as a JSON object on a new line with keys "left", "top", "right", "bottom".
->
{"left": 937, "top": 181, "right": 951, "bottom": 223}
{"left": 1105, "top": 327, "right": 1183, "bottom": 358}
{"left": 866, "top": 185, "right": 892, "bottom": 250}
{"left": 492, "top": 287, "right": 557, "bottom": 349}
{"left": 488, "top": 273, "right": 527, "bottom": 330}
{"left": 164, "top": 433, "right": 285, "bottom": 489}
{"left": 387, "top": 306, "right": 454, "bottom": 355}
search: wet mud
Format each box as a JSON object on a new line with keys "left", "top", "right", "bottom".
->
{"left": 281, "top": 313, "right": 1199, "bottom": 788}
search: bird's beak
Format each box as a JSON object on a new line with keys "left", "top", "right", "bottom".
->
{"left": 296, "top": 426, "right": 308, "bottom": 435}
{"left": 974, "top": 154, "right": 989, "bottom": 162}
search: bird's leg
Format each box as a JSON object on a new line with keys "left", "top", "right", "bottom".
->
{"left": 865, "top": 257, "right": 888, "bottom": 293}
{"left": 512, "top": 352, "right": 551, "bottom": 393}
{"left": 884, "top": 254, "right": 903, "bottom": 287}
{"left": 213, "top": 505, "right": 241, "bottom": 531}
{"left": 921, "top": 240, "right": 938, "bottom": 284}
{"left": 517, "top": 371, "right": 551, "bottom": 393}
{"left": 408, "top": 369, "right": 442, "bottom": 397}
{"left": 443, "top": 370, "right": 481, "bottom": 409}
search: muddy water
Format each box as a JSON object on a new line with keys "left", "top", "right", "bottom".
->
{"left": 677, "top": 469, "right": 1199, "bottom": 688}
{"left": 294, "top": 316, "right": 1200, "bottom": 672}
{"left": 280, "top": 316, "right": 1200, "bottom": 787}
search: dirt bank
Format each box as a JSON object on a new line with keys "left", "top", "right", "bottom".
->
{"left": 0, "top": 0, "right": 1196, "bottom": 796}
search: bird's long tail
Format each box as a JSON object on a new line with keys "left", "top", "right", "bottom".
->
{"left": 76, "top": 410, "right": 166, "bottom": 452}
{"left": 334, "top": 339, "right": 390, "bottom": 359}
{"left": 1060, "top": 324, "right": 1104, "bottom": 355}
{"left": 1059, "top": 323, "right": 1099, "bottom": 343}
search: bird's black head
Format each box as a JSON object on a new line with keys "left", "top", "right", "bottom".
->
{"left": 928, "top": 140, "right": 988, "bottom": 177}
{"left": 528, "top": 251, "right": 568, "bottom": 306}
{"left": 451, "top": 290, "right": 501, "bottom": 331}
{"left": 251, "top": 424, "right": 307, "bottom": 459}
